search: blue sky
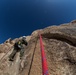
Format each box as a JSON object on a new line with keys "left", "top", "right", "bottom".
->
{"left": 0, "top": 0, "right": 76, "bottom": 43}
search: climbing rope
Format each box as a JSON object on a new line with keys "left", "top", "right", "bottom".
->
{"left": 28, "top": 33, "right": 49, "bottom": 75}
{"left": 28, "top": 37, "right": 38, "bottom": 75}
{"left": 39, "top": 33, "right": 49, "bottom": 75}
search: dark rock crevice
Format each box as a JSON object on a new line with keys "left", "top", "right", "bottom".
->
{"left": 42, "top": 33, "right": 76, "bottom": 47}
{"left": 65, "top": 58, "right": 76, "bottom": 65}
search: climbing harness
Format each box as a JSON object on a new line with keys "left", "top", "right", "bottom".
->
{"left": 39, "top": 33, "right": 49, "bottom": 75}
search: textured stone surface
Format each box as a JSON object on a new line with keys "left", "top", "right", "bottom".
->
{"left": 0, "top": 20, "right": 76, "bottom": 75}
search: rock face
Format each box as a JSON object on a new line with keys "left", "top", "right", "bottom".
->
{"left": 0, "top": 20, "right": 76, "bottom": 75}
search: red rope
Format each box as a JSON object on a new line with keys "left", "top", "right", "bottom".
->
{"left": 39, "top": 34, "right": 49, "bottom": 75}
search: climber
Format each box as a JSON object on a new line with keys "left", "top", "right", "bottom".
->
{"left": 9, "top": 36, "right": 28, "bottom": 61}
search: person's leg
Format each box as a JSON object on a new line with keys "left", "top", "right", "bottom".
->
{"left": 9, "top": 49, "right": 17, "bottom": 61}
{"left": 20, "top": 49, "right": 24, "bottom": 59}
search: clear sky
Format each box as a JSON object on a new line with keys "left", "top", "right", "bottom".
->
{"left": 0, "top": 0, "right": 76, "bottom": 43}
